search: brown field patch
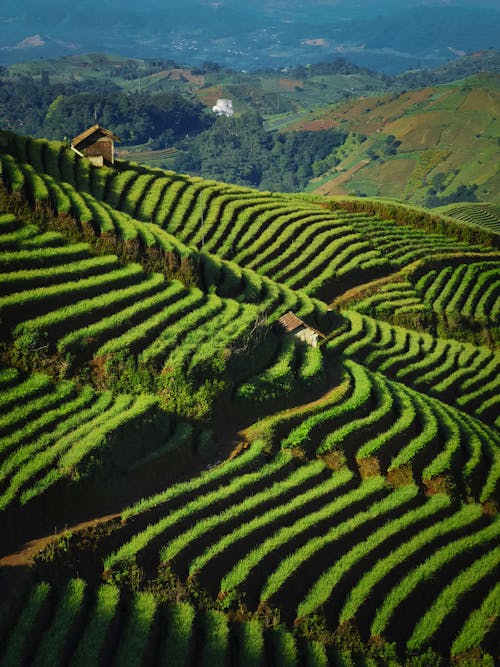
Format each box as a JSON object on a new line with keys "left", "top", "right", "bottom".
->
{"left": 426, "top": 88, "right": 457, "bottom": 109}
{"left": 373, "top": 88, "right": 435, "bottom": 120}
{"left": 357, "top": 456, "right": 381, "bottom": 479}
{"left": 277, "top": 78, "right": 303, "bottom": 92}
{"left": 197, "top": 85, "right": 226, "bottom": 107}
{"left": 149, "top": 68, "right": 204, "bottom": 86}
{"left": 385, "top": 112, "right": 446, "bottom": 149}
{"left": 320, "top": 450, "right": 345, "bottom": 470}
{"left": 294, "top": 118, "right": 340, "bottom": 131}
{"left": 315, "top": 160, "right": 370, "bottom": 196}
{"left": 387, "top": 465, "right": 414, "bottom": 488}
{"left": 378, "top": 159, "right": 417, "bottom": 196}
{"left": 459, "top": 88, "right": 499, "bottom": 113}
{"left": 402, "top": 124, "right": 442, "bottom": 149}
{"left": 423, "top": 475, "right": 454, "bottom": 496}
{"left": 169, "top": 68, "right": 204, "bottom": 85}
{"left": 336, "top": 88, "right": 435, "bottom": 130}
{"left": 440, "top": 113, "right": 490, "bottom": 149}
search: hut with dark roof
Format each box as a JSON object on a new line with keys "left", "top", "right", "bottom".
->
{"left": 277, "top": 311, "right": 324, "bottom": 348}
{"left": 70, "top": 124, "right": 121, "bottom": 167}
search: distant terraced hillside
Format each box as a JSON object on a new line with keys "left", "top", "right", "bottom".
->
{"left": 0, "top": 131, "right": 498, "bottom": 666}
{"left": 434, "top": 202, "right": 500, "bottom": 235}
{"left": 289, "top": 74, "right": 500, "bottom": 210}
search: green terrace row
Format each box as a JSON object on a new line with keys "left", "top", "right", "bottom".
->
{"left": 350, "top": 280, "right": 424, "bottom": 320}
{"left": 7, "top": 134, "right": 495, "bottom": 299}
{"left": 438, "top": 202, "right": 500, "bottom": 234}
{"left": 5, "top": 130, "right": 499, "bottom": 247}
{"left": 99, "top": 444, "right": 499, "bottom": 656}
{"left": 0, "top": 146, "right": 391, "bottom": 298}
{"left": 0, "top": 214, "right": 264, "bottom": 380}
{"left": 0, "top": 211, "right": 67, "bottom": 253}
{"left": 341, "top": 210, "right": 493, "bottom": 262}
{"left": 0, "top": 579, "right": 341, "bottom": 667}
{"left": 0, "top": 365, "right": 185, "bottom": 510}
{"left": 101, "top": 408, "right": 498, "bottom": 590}
{"left": 0, "top": 165, "right": 329, "bottom": 328}
{"left": 327, "top": 311, "right": 500, "bottom": 426}
{"left": 277, "top": 359, "right": 499, "bottom": 500}
{"left": 0, "top": 214, "right": 332, "bottom": 416}
{"left": 236, "top": 337, "right": 325, "bottom": 403}
{"left": 413, "top": 260, "right": 500, "bottom": 326}
{"left": 0, "top": 352, "right": 328, "bottom": 508}
{"left": 349, "top": 258, "right": 500, "bottom": 341}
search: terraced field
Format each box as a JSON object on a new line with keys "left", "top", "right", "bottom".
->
{"left": 0, "top": 131, "right": 498, "bottom": 665}
{"left": 0, "top": 579, "right": 337, "bottom": 667}
{"left": 435, "top": 203, "right": 500, "bottom": 234}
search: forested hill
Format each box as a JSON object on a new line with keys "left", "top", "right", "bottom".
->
{"left": 0, "top": 129, "right": 499, "bottom": 665}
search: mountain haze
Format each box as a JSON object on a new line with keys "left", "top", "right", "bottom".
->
{"left": 1, "top": 1, "right": 499, "bottom": 71}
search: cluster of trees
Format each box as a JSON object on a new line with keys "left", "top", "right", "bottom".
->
{"left": 425, "top": 184, "right": 478, "bottom": 208}
{"left": 1, "top": 70, "right": 352, "bottom": 191}
{"left": 394, "top": 49, "right": 500, "bottom": 90}
{"left": 44, "top": 91, "right": 209, "bottom": 145}
{"left": 423, "top": 171, "right": 479, "bottom": 207}
{"left": 311, "top": 133, "right": 368, "bottom": 177}
{"left": 0, "top": 75, "right": 209, "bottom": 145}
{"left": 287, "top": 58, "right": 391, "bottom": 83}
{"left": 175, "top": 113, "right": 348, "bottom": 191}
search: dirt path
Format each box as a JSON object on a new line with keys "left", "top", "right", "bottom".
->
{"left": 315, "top": 160, "right": 370, "bottom": 196}
{"left": 0, "top": 513, "right": 120, "bottom": 569}
{"left": 0, "top": 375, "right": 346, "bottom": 572}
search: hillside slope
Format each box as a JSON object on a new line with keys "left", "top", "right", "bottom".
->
{"left": 0, "top": 132, "right": 498, "bottom": 666}
{"left": 295, "top": 74, "right": 500, "bottom": 209}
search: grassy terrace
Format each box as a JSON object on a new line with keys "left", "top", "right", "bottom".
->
{"left": 0, "top": 130, "right": 498, "bottom": 666}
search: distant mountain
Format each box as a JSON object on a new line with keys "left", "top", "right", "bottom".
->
{"left": 1, "top": 1, "right": 499, "bottom": 72}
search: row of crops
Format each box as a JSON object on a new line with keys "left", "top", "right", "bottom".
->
{"left": 340, "top": 212, "right": 491, "bottom": 265}
{"left": 1, "top": 578, "right": 341, "bottom": 667}
{"left": 12, "top": 434, "right": 492, "bottom": 662}
{"left": 3, "top": 575, "right": 499, "bottom": 666}
{"left": 2, "top": 132, "right": 497, "bottom": 302}
{"left": 0, "top": 362, "right": 228, "bottom": 512}
{"left": 0, "top": 209, "right": 332, "bottom": 509}
{"left": 88, "top": 431, "right": 499, "bottom": 660}
{"left": 264, "top": 357, "right": 499, "bottom": 500}
{"left": 0, "top": 154, "right": 330, "bottom": 330}
{"left": 327, "top": 311, "right": 499, "bottom": 426}
{"left": 436, "top": 202, "right": 500, "bottom": 234}
{"left": 0, "top": 129, "right": 499, "bottom": 665}
{"left": 0, "top": 209, "right": 260, "bottom": 386}
{"left": 346, "top": 256, "right": 499, "bottom": 345}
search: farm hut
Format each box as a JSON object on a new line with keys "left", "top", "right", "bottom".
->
{"left": 277, "top": 311, "right": 324, "bottom": 348}
{"left": 70, "top": 124, "right": 121, "bottom": 167}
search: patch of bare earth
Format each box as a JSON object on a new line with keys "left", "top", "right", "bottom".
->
{"left": 315, "top": 160, "right": 370, "bottom": 196}
{"left": 357, "top": 456, "right": 381, "bottom": 479}
{"left": 387, "top": 465, "right": 414, "bottom": 488}
{"left": 423, "top": 475, "right": 452, "bottom": 496}
{"left": 0, "top": 514, "right": 119, "bottom": 569}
